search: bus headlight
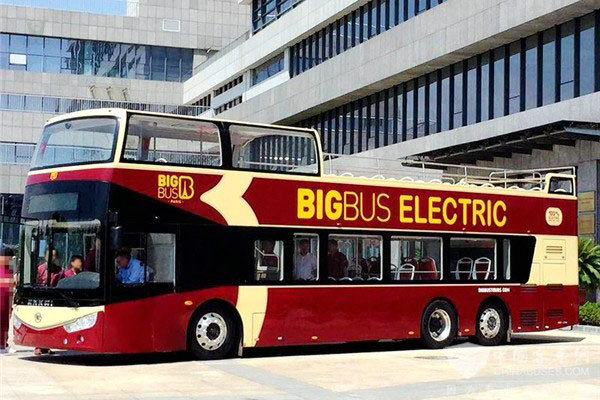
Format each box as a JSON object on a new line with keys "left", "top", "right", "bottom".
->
{"left": 63, "top": 313, "right": 98, "bottom": 333}
{"left": 13, "top": 315, "right": 22, "bottom": 330}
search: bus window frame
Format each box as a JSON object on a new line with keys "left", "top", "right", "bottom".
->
{"left": 30, "top": 115, "right": 120, "bottom": 171}
{"left": 119, "top": 112, "right": 227, "bottom": 170}
{"left": 390, "top": 235, "right": 444, "bottom": 282}
{"left": 109, "top": 223, "right": 178, "bottom": 302}
{"left": 223, "top": 121, "right": 321, "bottom": 177}
{"left": 118, "top": 113, "right": 322, "bottom": 178}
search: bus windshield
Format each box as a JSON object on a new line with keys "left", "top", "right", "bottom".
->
{"left": 20, "top": 219, "right": 101, "bottom": 290}
{"left": 31, "top": 117, "right": 118, "bottom": 169}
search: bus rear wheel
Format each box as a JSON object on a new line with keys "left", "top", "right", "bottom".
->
{"left": 188, "top": 305, "right": 238, "bottom": 360}
{"left": 475, "top": 303, "right": 507, "bottom": 346}
{"left": 421, "top": 300, "right": 457, "bottom": 349}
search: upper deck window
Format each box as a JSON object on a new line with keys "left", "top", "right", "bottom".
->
{"left": 31, "top": 117, "right": 118, "bottom": 170}
{"left": 229, "top": 124, "right": 319, "bottom": 175}
{"left": 124, "top": 115, "right": 222, "bottom": 167}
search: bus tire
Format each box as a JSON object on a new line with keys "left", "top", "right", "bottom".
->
{"left": 188, "top": 305, "right": 238, "bottom": 360}
{"left": 421, "top": 300, "right": 457, "bottom": 349}
{"left": 475, "top": 302, "right": 507, "bottom": 346}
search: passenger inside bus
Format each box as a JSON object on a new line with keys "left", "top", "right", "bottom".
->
{"left": 293, "top": 238, "right": 317, "bottom": 280}
{"left": 36, "top": 249, "right": 63, "bottom": 287}
{"left": 327, "top": 239, "right": 348, "bottom": 280}
{"left": 63, "top": 255, "right": 83, "bottom": 278}
{"left": 115, "top": 247, "right": 146, "bottom": 285}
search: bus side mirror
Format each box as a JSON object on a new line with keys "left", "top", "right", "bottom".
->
{"left": 110, "top": 226, "right": 123, "bottom": 250}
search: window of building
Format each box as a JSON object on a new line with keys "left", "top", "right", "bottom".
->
{"left": 391, "top": 237, "right": 442, "bottom": 281}
{"left": 542, "top": 27, "right": 557, "bottom": 105}
{"left": 252, "top": 0, "right": 304, "bottom": 32}
{"left": 466, "top": 57, "right": 477, "bottom": 125}
{"left": 293, "top": 233, "right": 319, "bottom": 281}
{"left": 254, "top": 239, "right": 284, "bottom": 281}
{"left": 480, "top": 52, "right": 491, "bottom": 121}
{"left": 452, "top": 61, "right": 464, "bottom": 128}
{"left": 449, "top": 238, "right": 496, "bottom": 281}
{"left": 428, "top": 72, "right": 438, "bottom": 134}
{"left": 328, "top": 235, "right": 382, "bottom": 281}
{"left": 252, "top": 53, "right": 284, "bottom": 86}
{"left": 492, "top": 46, "right": 505, "bottom": 118}
{"left": 416, "top": 76, "right": 426, "bottom": 137}
{"left": 524, "top": 35, "right": 538, "bottom": 110}
{"left": 440, "top": 67, "right": 451, "bottom": 131}
{"left": 124, "top": 115, "right": 222, "bottom": 166}
{"left": 229, "top": 124, "right": 318, "bottom": 174}
{"left": 405, "top": 81, "right": 414, "bottom": 140}
{"left": 580, "top": 14, "right": 595, "bottom": 96}
{"left": 508, "top": 41, "right": 521, "bottom": 114}
{"left": 559, "top": 20, "right": 575, "bottom": 100}
{"left": 0, "top": 33, "right": 192, "bottom": 82}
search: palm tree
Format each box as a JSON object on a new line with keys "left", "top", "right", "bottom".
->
{"left": 578, "top": 238, "right": 600, "bottom": 290}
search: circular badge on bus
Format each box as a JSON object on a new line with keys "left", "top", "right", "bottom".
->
{"left": 545, "top": 207, "right": 563, "bottom": 226}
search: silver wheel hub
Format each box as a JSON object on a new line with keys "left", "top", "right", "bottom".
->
{"left": 479, "top": 308, "right": 501, "bottom": 339}
{"left": 428, "top": 309, "right": 452, "bottom": 342}
{"left": 195, "top": 312, "right": 228, "bottom": 351}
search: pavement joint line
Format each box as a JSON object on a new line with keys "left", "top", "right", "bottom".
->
{"left": 344, "top": 362, "right": 600, "bottom": 400}
{"left": 208, "top": 360, "right": 356, "bottom": 400}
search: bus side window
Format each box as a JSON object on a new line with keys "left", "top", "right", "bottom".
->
{"left": 449, "top": 238, "right": 496, "bottom": 281}
{"left": 548, "top": 177, "right": 574, "bottom": 195}
{"left": 254, "top": 240, "right": 284, "bottom": 281}
{"left": 390, "top": 237, "right": 442, "bottom": 281}
{"left": 293, "top": 234, "right": 319, "bottom": 281}
{"left": 146, "top": 233, "right": 175, "bottom": 284}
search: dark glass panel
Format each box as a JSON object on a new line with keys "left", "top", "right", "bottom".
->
{"left": 416, "top": 76, "right": 426, "bottom": 137}
{"left": 542, "top": 27, "right": 556, "bottom": 105}
{"left": 9, "top": 34, "right": 26, "bottom": 53}
{"left": 559, "top": 21, "right": 575, "bottom": 100}
{"left": 27, "top": 36, "right": 44, "bottom": 55}
{"left": 440, "top": 67, "right": 450, "bottom": 131}
{"left": 405, "top": 80, "right": 414, "bottom": 140}
{"left": 166, "top": 47, "right": 181, "bottom": 82}
{"left": 480, "top": 52, "right": 490, "bottom": 121}
{"left": 508, "top": 41, "right": 521, "bottom": 114}
{"left": 466, "top": 57, "right": 477, "bottom": 125}
{"left": 493, "top": 46, "right": 505, "bottom": 118}
{"left": 525, "top": 35, "right": 538, "bottom": 110}
{"left": 580, "top": 14, "right": 595, "bottom": 96}
{"left": 453, "top": 62, "right": 463, "bottom": 128}
{"left": 428, "top": 72, "right": 438, "bottom": 133}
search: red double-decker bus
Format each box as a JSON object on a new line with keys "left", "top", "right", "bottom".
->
{"left": 13, "top": 109, "right": 579, "bottom": 359}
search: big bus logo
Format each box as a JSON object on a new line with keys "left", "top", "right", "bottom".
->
{"left": 157, "top": 174, "right": 195, "bottom": 203}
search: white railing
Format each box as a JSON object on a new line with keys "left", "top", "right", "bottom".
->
{"left": 323, "top": 153, "right": 575, "bottom": 191}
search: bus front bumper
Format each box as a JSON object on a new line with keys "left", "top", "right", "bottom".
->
{"left": 12, "top": 305, "right": 104, "bottom": 352}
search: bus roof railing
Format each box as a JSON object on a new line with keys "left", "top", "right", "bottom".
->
{"left": 322, "top": 153, "right": 575, "bottom": 191}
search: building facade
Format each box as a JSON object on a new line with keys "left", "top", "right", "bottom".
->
{"left": 0, "top": 0, "right": 250, "bottom": 248}
{"left": 185, "top": 0, "right": 600, "bottom": 243}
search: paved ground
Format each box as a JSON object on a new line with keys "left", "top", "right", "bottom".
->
{"left": 1, "top": 330, "right": 599, "bottom": 400}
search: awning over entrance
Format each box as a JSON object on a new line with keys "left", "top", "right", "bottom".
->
{"left": 418, "top": 121, "right": 600, "bottom": 164}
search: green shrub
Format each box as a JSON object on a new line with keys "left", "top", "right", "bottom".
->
{"left": 579, "top": 302, "right": 600, "bottom": 326}
{"left": 578, "top": 238, "right": 600, "bottom": 290}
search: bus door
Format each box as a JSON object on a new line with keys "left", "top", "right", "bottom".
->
{"left": 108, "top": 225, "right": 177, "bottom": 352}
{"left": 540, "top": 238, "right": 570, "bottom": 328}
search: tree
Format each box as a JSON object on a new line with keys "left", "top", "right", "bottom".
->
{"left": 578, "top": 238, "right": 600, "bottom": 290}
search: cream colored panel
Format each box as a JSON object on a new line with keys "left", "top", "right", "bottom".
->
{"left": 200, "top": 173, "right": 258, "bottom": 226}
{"left": 528, "top": 236, "right": 577, "bottom": 286}
{"left": 13, "top": 305, "right": 104, "bottom": 331}
{"left": 235, "top": 286, "right": 268, "bottom": 347}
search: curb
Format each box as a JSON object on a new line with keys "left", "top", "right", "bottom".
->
{"left": 560, "top": 324, "right": 600, "bottom": 335}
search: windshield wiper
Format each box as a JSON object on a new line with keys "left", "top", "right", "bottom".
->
{"left": 31, "top": 286, "right": 80, "bottom": 308}
{"left": 55, "top": 290, "right": 80, "bottom": 308}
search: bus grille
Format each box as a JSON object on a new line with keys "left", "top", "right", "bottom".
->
{"left": 546, "top": 309, "right": 564, "bottom": 318}
{"left": 520, "top": 310, "right": 538, "bottom": 326}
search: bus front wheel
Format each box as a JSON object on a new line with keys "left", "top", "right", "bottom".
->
{"left": 188, "top": 305, "right": 238, "bottom": 360}
{"left": 421, "top": 300, "right": 458, "bottom": 349}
